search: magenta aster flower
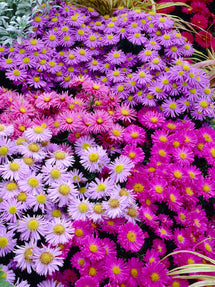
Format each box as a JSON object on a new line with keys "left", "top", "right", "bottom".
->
{"left": 123, "top": 124, "right": 146, "bottom": 146}
{"left": 75, "top": 275, "right": 99, "bottom": 287}
{"left": 80, "top": 235, "right": 106, "bottom": 262}
{"left": 105, "top": 257, "right": 128, "bottom": 284}
{"left": 141, "top": 262, "right": 169, "bottom": 287}
{"left": 118, "top": 222, "right": 145, "bottom": 252}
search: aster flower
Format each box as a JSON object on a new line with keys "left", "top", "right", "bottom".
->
{"left": 14, "top": 242, "right": 36, "bottom": 273}
{"left": 17, "top": 215, "right": 47, "bottom": 243}
{"left": 45, "top": 218, "right": 74, "bottom": 245}
{"left": 80, "top": 145, "right": 109, "bottom": 173}
{"left": 0, "top": 137, "right": 17, "bottom": 164}
{"left": 68, "top": 197, "right": 92, "bottom": 221}
{"left": 105, "top": 257, "right": 128, "bottom": 284}
{"left": 162, "top": 98, "right": 182, "bottom": 118}
{"left": 0, "top": 198, "right": 23, "bottom": 223}
{"left": 141, "top": 262, "right": 169, "bottom": 287}
{"left": 26, "top": 191, "right": 50, "bottom": 213}
{"left": 118, "top": 221, "right": 145, "bottom": 252}
{"left": 103, "top": 194, "right": 128, "bottom": 219}
{"left": 0, "top": 229, "right": 16, "bottom": 257}
{"left": 18, "top": 142, "right": 46, "bottom": 161}
{"left": 75, "top": 275, "right": 99, "bottom": 287}
{"left": 172, "top": 146, "right": 194, "bottom": 166}
{"left": 23, "top": 126, "right": 52, "bottom": 143}
{"left": 126, "top": 257, "right": 144, "bottom": 287}
{"left": 48, "top": 180, "right": 77, "bottom": 207}
{"left": 32, "top": 244, "right": 63, "bottom": 276}
{"left": 0, "top": 158, "right": 30, "bottom": 181}
{"left": 123, "top": 124, "right": 146, "bottom": 146}
{"left": 108, "top": 155, "right": 134, "bottom": 183}
{"left": 80, "top": 235, "right": 106, "bottom": 262}
{"left": 87, "top": 177, "right": 113, "bottom": 200}
{"left": 46, "top": 148, "right": 74, "bottom": 168}
{"left": 106, "top": 49, "right": 126, "bottom": 65}
{"left": 18, "top": 173, "right": 43, "bottom": 194}
{"left": 88, "top": 110, "right": 113, "bottom": 134}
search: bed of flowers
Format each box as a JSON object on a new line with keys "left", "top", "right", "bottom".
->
{"left": 156, "top": 0, "right": 215, "bottom": 52}
{"left": 0, "top": 1, "right": 215, "bottom": 287}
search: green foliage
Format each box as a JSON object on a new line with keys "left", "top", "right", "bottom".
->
{"left": 0, "top": 0, "right": 56, "bottom": 46}
{"left": 0, "top": 267, "right": 13, "bottom": 287}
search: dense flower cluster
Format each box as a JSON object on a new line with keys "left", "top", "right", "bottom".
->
{"left": 0, "top": 78, "right": 215, "bottom": 287}
{"left": 0, "top": 4, "right": 214, "bottom": 120}
{"left": 157, "top": 0, "right": 215, "bottom": 50}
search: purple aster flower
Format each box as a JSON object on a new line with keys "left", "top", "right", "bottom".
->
{"left": 127, "top": 32, "right": 147, "bottom": 45}
{"left": 0, "top": 228, "right": 16, "bottom": 257}
{"left": 32, "top": 244, "right": 64, "bottom": 276}
{"left": 162, "top": 98, "right": 182, "bottom": 117}
{"left": 14, "top": 242, "right": 36, "bottom": 273}
{"left": 106, "top": 49, "right": 126, "bottom": 65}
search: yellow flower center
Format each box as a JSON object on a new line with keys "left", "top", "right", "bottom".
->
{"left": 0, "top": 146, "right": 8, "bottom": 156}
{"left": 53, "top": 224, "right": 65, "bottom": 235}
{"left": 28, "top": 143, "right": 40, "bottom": 152}
{"left": 89, "top": 267, "right": 97, "bottom": 276}
{"left": 54, "top": 151, "right": 66, "bottom": 160}
{"left": 174, "top": 171, "right": 182, "bottom": 179}
{"left": 78, "top": 203, "right": 88, "bottom": 213}
{"left": 150, "top": 117, "right": 158, "bottom": 123}
{"left": 50, "top": 169, "right": 61, "bottom": 179}
{"left": 131, "top": 132, "right": 139, "bottom": 139}
{"left": 52, "top": 209, "right": 61, "bottom": 218}
{"left": 9, "top": 162, "right": 20, "bottom": 171}
{"left": 75, "top": 228, "right": 83, "bottom": 237}
{"left": 179, "top": 152, "right": 187, "bottom": 159}
{"left": 28, "top": 178, "right": 39, "bottom": 188}
{"left": 89, "top": 153, "right": 99, "bottom": 162}
{"left": 36, "top": 194, "right": 46, "bottom": 203}
{"left": 24, "top": 247, "right": 33, "bottom": 261}
{"left": 58, "top": 185, "right": 70, "bottom": 195}
{"left": 40, "top": 252, "right": 54, "bottom": 265}
{"left": 133, "top": 183, "right": 144, "bottom": 193}
{"left": 129, "top": 152, "right": 136, "bottom": 159}
{"left": 112, "top": 266, "right": 121, "bottom": 275}
{"left": 89, "top": 244, "right": 98, "bottom": 252}
{"left": 202, "top": 184, "right": 210, "bottom": 193}
{"left": 200, "top": 101, "right": 208, "bottom": 108}
{"left": 155, "top": 185, "right": 163, "bottom": 193}
{"left": 109, "top": 198, "right": 119, "bottom": 208}
{"left": 151, "top": 272, "right": 160, "bottom": 282}
{"left": 127, "top": 231, "right": 136, "bottom": 242}
{"left": 27, "top": 219, "right": 39, "bottom": 231}
{"left": 115, "top": 164, "right": 124, "bottom": 173}
{"left": 97, "top": 184, "right": 106, "bottom": 191}
{"left": 17, "top": 192, "right": 27, "bottom": 202}
{"left": 0, "top": 237, "right": 8, "bottom": 248}
{"left": 94, "top": 204, "right": 104, "bottom": 214}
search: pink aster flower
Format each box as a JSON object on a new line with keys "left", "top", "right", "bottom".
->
{"left": 123, "top": 124, "right": 146, "bottom": 146}
{"left": 32, "top": 244, "right": 64, "bottom": 276}
{"left": 72, "top": 220, "right": 94, "bottom": 246}
{"left": 138, "top": 107, "right": 166, "bottom": 129}
{"left": 127, "top": 257, "right": 144, "bottom": 287}
{"left": 195, "top": 30, "right": 213, "bottom": 48}
{"left": 88, "top": 110, "right": 113, "bottom": 134}
{"left": 141, "top": 262, "right": 169, "bottom": 287}
{"left": 172, "top": 146, "right": 194, "bottom": 166}
{"left": 105, "top": 257, "right": 128, "bottom": 284}
{"left": 75, "top": 275, "right": 99, "bottom": 287}
{"left": 80, "top": 235, "right": 106, "bottom": 262}
{"left": 108, "top": 155, "right": 134, "bottom": 183}
{"left": 118, "top": 222, "right": 145, "bottom": 252}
